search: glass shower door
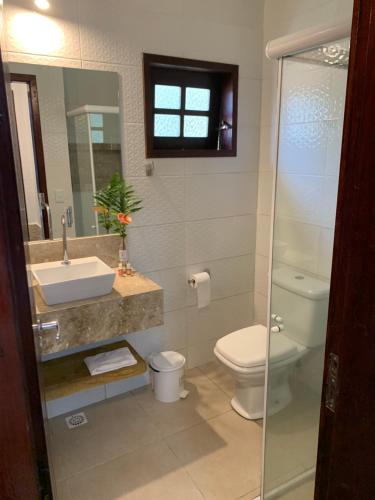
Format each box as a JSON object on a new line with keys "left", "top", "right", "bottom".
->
{"left": 263, "top": 39, "right": 350, "bottom": 499}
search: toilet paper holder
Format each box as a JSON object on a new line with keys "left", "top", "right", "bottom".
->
{"left": 188, "top": 269, "right": 210, "bottom": 286}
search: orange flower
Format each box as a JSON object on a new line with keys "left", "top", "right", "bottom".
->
{"left": 117, "top": 213, "right": 132, "bottom": 225}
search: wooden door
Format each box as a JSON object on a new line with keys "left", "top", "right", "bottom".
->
{"left": 0, "top": 48, "right": 52, "bottom": 498}
{"left": 315, "top": 1, "right": 375, "bottom": 498}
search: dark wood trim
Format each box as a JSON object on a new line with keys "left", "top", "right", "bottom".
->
{"left": 10, "top": 72, "right": 50, "bottom": 239}
{"left": 0, "top": 53, "right": 51, "bottom": 498}
{"left": 315, "top": 0, "right": 375, "bottom": 498}
{"left": 143, "top": 53, "right": 238, "bottom": 158}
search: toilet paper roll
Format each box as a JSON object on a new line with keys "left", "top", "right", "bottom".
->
{"left": 190, "top": 272, "right": 211, "bottom": 309}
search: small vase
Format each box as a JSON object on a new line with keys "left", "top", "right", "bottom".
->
{"left": 118, "top": 239, "right": 128, "bottom": 277}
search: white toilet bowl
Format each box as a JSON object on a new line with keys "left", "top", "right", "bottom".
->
{"left": 214, "top": 324, "right": 306, "bottom": 420}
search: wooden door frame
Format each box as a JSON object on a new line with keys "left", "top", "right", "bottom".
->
{"left": 315, "top": 0, "right": 375, "bottom": 498}
{"left": 10, "top": 72, "right": 50, "bottom": 239}
{"left": 0, "top": 50, "right": 51, "bottom": 498}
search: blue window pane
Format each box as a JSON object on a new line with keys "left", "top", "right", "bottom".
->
{"left": 155, "top": 85, "right": 181, "bottom": 109}
{"left": 89, "top": 113, "right": 103, "bottom": 128}
{"left": 185, "top": 87, "right": 210, "bottom": 111}
{"left": 183, "top": 115, "right": 209, "bottom": 138}
{"left": 91, "top": 130, "right": 104, "bottom": 143}
{"left": 154, "top": 114, "right": 180, "bottom": 137}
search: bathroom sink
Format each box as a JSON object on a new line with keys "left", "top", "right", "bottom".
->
{"left": 31, "top": 256, "right": 116, "bottom": 305}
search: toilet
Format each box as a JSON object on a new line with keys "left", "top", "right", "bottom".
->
{"left": 214, "top": 266, "right": 329, "bottom": 420}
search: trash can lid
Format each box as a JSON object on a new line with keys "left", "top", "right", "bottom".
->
{"left": 150, "top": 351, "right": 185, "bottom": 372}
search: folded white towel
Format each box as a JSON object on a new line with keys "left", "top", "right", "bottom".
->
{"left": 84, "top": 347, "right": 137, "bottom": 376}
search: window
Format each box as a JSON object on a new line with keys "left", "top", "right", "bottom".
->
{"left": 89, "top": 113, "right": 104, "bottom": 144}
{"left": 143, "top": 54, "right": 238, "bottom": 158}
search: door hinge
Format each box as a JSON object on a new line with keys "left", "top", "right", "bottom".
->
{"left": 325, "top": 352, "right": 339, "bottom": 413}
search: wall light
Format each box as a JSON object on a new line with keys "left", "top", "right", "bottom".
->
{"left": 34, "top": 0, "right": 50, "bottom": 10}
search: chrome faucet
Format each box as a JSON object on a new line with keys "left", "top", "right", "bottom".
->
{"left": 61, "top": 209, "right": 73, "bottom": 265}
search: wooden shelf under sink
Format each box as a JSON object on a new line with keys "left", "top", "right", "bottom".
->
{"left": 41, "top": 340, "right": 147, "bottom": 401}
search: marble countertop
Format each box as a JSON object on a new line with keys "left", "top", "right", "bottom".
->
{"left": 35, "top": 272, "right": 164, "bottom": 355}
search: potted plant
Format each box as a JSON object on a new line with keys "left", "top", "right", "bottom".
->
{"left": 93, "top": 173, "right": 142, "bottom": 270}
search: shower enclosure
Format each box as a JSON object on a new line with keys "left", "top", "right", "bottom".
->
{"left": 262, "top": 35, "right": 351, "bottom": 499}
{"left": 67, "top": 105, "right": 121, "bottom": 236}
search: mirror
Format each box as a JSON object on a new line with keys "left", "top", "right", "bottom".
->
{"left": 9, "top": 63, "right": 122, "bottom": 240}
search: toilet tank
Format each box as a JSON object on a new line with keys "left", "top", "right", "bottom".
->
{"left": 271, "top": 267, "right": 330, "bottom": 348}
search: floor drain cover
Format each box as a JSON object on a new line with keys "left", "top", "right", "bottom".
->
{"left": 65, "top": 412, "right": 88, "bottom": 429}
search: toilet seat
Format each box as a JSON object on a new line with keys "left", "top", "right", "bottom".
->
{"left": 215, "top": 324, "right": 300, "bottom": 369}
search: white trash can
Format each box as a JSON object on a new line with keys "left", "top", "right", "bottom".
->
{"left": 149, "top": 351, "right": 186, "bottom": 403}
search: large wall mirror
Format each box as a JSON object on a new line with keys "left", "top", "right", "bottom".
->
{"left": 9, "top": 63, "right": 122, "bottom": 240}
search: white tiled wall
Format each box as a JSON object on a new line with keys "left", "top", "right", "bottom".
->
{"left": 3, "top": 0, "right": 264, "bottom": 368}
{"left": 254, "top": 0, "right": 354, "bottom": 324}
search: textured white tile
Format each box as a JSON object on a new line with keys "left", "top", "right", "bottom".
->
{"left": 260, "top": 77, "right": 278, "bottom": 128}
{"left": 257, "top": 171, "right": 274, "bottom": 216}
{"left": 126, "top": 309, "right": 187, "bottom": 354}
{"left": 187, "top": 339, "right": 217, "bottom": 369}
{"left": 184, "top": 126, "right": 260, "bottom": 175}
{"left": 319, "top": 176, "right": 339, "bottom": 229}
{"left": 6, "top": 51, "right": 82, "bottom": 68}
{"left": 273, "top": 217, "right": 320, "bottom": 274}
{"left": 255, "top": 254, "right": 269, "bottom": 297}
{"left": 126, "top": 176, "right": 184, "bottom": 227}
{"left": 122, "top": 64, "right": 144, "bottom": 123}
{"left": 127, "top": 223, "right": 185, "bottom": 272}
{"left": 5, "top": 1, "right": 81, "bottom": 59}
{"left": 317, "top": 228, "right": 335, "bottom": 279}
{"left": 153, "top": 158, "right": 185, "bottom": 177}
{"left": 254, "top": 291, "right": 268, "bottom": 326}
{"left": 186, "top": 215, "right": 256, "bottom": 264}
{"left": 182, "top": 19, "right": 262, "bottom": 79}
{"left": 146, "top": 267, "right": 187, "bottom": 312}
{"left": 256, "top": 214, "right": 272, "bottom": 257}
{"left": 238, "top": 78, "right": 262, "bottom": 128}
{"left": 259, "top": 125, "right": 276, "bottom": 172}
{"left": 187, "top": 293, "right": 253, "bottom": 346}
{"left": 276, "top": 173, "right": 323, "bottom": 225}
{"left": 78, "top": 1, "right": 141, "bottom": 65}
{"left": 325, "top": 119, "right": 344, "bottom": 176}
{"left": 186, "top": 254, "right": 255, "bottom": 306}
{"left": 185, "top": 173, "right": 257, "bottom": 221}
{"left": 278, "top": 122, "right": 328, "bottom": 176}
{"left": 123, "top": 123, "right": 146, "bottom": 176}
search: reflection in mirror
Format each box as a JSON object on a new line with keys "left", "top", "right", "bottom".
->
{"left": 9, "top": 63, "right": 122, "bottom": 240}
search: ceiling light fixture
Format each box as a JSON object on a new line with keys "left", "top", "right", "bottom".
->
{"left": 34, "top": 0, "right": 50, "bottom": 10}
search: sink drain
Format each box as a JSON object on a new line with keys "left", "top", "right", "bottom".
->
{"left": 65, "top": 412, "right": 88, "bottom": 429}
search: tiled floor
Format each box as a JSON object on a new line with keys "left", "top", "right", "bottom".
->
{"left": 49, "top": 362, "right": 262, "bottom": 500}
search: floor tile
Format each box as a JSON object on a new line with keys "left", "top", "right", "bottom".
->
{"left": 132, "top": 368, "right": 231, "bottom": 437}
{"left": 199, "top": 360, "right": 236, "bottom": 397}
{"left": 166, "top": 410, "right": 262, "bottom": 500}
{"left": 65, "top": 441, "right": 204, "bottom": 500}
{"left": 49, "top": 393, "right": 162, "bottom": 481}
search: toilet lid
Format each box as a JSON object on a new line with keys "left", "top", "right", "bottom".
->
{"left": 215, "top": 325, "right": 299, "bottom": 368}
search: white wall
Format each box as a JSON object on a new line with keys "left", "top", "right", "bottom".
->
{"left": 254, "top": 0, "right": 354, "bottom": 324}
{"left": 3, "top": 0, "right": 264, "bottom": 368}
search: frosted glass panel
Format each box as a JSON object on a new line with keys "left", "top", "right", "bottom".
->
{"left": 155, "top": 85, "right": 181, "bottom": 109}
{"left": 89, "top": 113, "right": 103, "bottom": 128}
{"left": 183, "top": 115, "right": 209, "bottom": 137}
{"left": 154, "top": 114, "right": 180, "bottom": 137}
{"left": 185, "top": 87, "right": 211, "bottom": 111}
{"left": 91, "top": 130, "right": 104, "bottom": 143}
{"left": 263, "top": 38, "right": 350, "bottom": 500}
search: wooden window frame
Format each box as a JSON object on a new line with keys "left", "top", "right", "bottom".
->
{"left": 143, "top": 53, "right": 238, "bottom": 158}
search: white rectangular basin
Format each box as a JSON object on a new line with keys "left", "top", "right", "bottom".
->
{"left": 31, "top": 257, "right": 116, "bottom": 305}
